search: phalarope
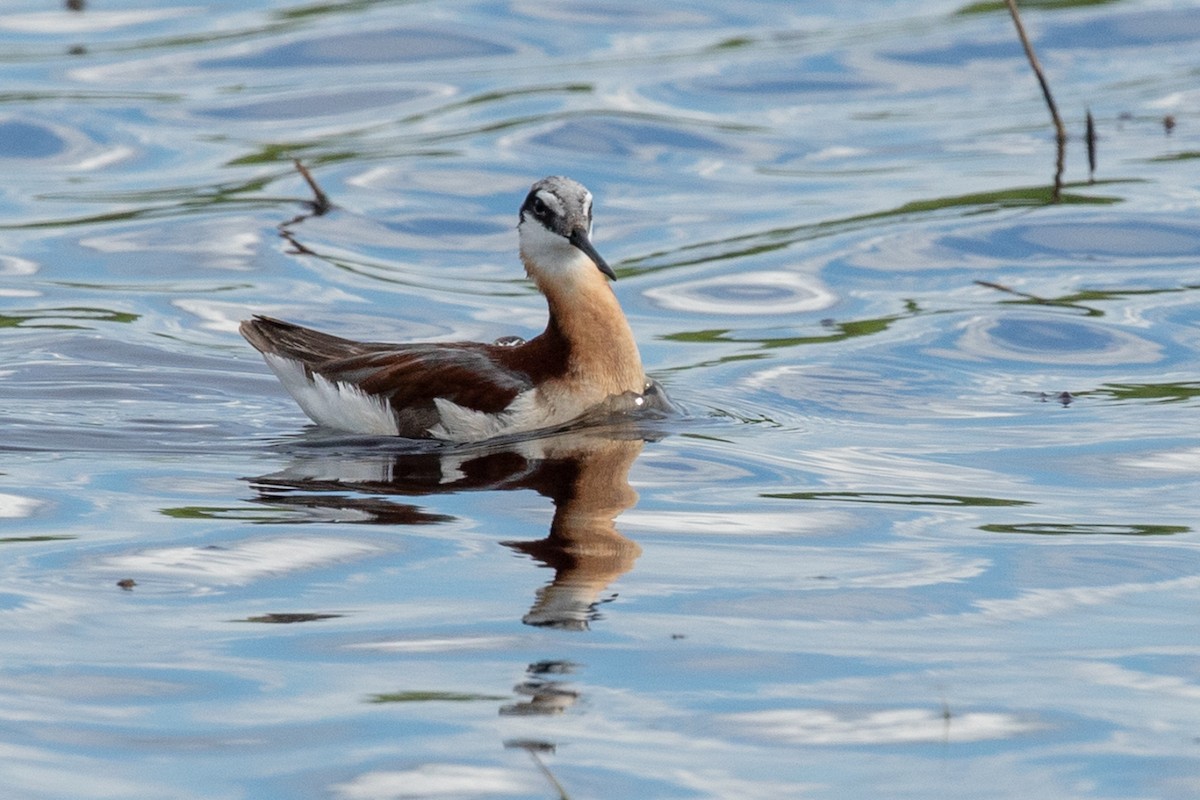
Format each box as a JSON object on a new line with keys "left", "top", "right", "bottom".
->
{"left": 241, "top": 176, "right": 661, "bottom": 441}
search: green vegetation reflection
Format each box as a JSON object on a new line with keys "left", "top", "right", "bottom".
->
{"left": 958, "top": 0, "right": 1120, "bottom": 14}
{"left": 274, "top": 0, "right": 397, "bottom": 21}
{"left": 663, "top": 307, "right": 914, "bottom": 352}
{"left": 981, "top": 523, "right": 1189, "bottom": 536}
{"left": 1150, "top": 151, "right": 1200, "bottom": 162}
{"left": 2, "top": 172, "right": 285, "bottom": 230}
{"left": 159, "top": 505, "right": 304, "bottom": 522}
{"left": 369, "top": 691, "right": 509, "bottom": 704}
{"left": 975, "top": 282, "right": 1199, "bottom": 319}
{"left": 0, "top": 307, "right": 139, "bottom": 329}
{"left": 626, "top": 181, "right": 1123, "bottom": 275}
{"left": 1, "top": 535, "right": 78, "bottom": 544}
{"left": 1088, "top": 382, "right": 1200, "bottom": 404}
{"left": 766, "top": 491, "right": 1032, "bottom": 507}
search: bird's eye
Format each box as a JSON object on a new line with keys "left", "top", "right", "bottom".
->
{"left": 531, "top": 196, "right": 548, "bottom": 216}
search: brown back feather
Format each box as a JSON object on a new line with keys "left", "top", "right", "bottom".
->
{"left": 240, "top": 314, "right": 573, "bottom": 417}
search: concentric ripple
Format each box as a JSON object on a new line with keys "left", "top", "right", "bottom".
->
{"left": 645, "top": 270, "right": 835, "bottom": 315}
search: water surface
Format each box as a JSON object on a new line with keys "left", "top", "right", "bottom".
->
{"left": 3, "top": 1, "right": 1200, "bottom": 798}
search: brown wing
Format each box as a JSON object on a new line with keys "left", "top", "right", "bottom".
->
{"left": 240, "top": 315, "right": 532, "bottom": 422}
{"left": 327, "top": 347, "right": 531, "bottom": 413}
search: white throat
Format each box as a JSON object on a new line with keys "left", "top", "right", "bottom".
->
{"left": 518, "top": 217, "right": 597, "bottom": 288}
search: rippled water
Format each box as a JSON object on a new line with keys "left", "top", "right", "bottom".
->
{"left": 4, "top": 1, "right": 1200, "bottom": 798}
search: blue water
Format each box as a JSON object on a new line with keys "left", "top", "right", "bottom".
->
{"left": 3, "top": 1, "right": 1200, "bottom": 798}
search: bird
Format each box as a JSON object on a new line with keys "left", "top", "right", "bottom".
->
{"left": 241, "top": 175, "right": 663, "bottom": 442}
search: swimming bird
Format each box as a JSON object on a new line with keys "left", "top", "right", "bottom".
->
{"left": 241, "top": 175, "right": 661, "bottom": 442}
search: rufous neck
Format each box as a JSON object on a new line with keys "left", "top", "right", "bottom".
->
{"left": 531, "top": 262, "right": 645, "bottom": 392}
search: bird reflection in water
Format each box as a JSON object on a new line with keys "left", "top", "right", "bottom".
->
{"left": 246, "top": 422, "right": 654, "bottom": 630}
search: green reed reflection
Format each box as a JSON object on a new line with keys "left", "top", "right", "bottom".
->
{"left": 368, "top": 691, "right": 509, "bottom": 704}
{"left": 1087, "top": 382, "right": 1200, "bottom": 404}
{"left": 627, "top": 182, "right": 1123, "bottom": 275}
{"left": 0, "top": 307, "right": 139, "bottom": 328}
{"left": 663, "top": 308, "right": 911, "bottom": 351}
{"left": 766, "top": 491, "right": 1033, "bottom": 507}
{"left": 977, "top": 283, "right": 1200, "bottom": 319}
{"left": 980, "top": 523, "right": 1189, "bottom": 536}
{"left": 958, "top": 0, "right": 1122, "bottom": 15}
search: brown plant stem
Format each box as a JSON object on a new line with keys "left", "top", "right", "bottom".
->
{"left": 1005, "top": 0, "right": 1066, "bottom": 202}
{"left": 293, "top": 158, "right": 331, "bottom": 215}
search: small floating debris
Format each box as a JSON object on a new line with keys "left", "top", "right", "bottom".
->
{"left": 1051, "top": 391, "right": 1073, "bottom": 405}
{"left": 1021, "top": 391, "right": 1073, "bottom": 406}
{"left": 116, "top": 578, "right": 136, "bottom": 590}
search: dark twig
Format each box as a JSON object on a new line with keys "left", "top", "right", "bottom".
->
{"left": 1005, "top": 0, "right": 1066, "bottom": 202}
{"left": 527, "top": 748, "right": 570, "bottom": 800}
{"left": 504, "top": 741, "right": 570, "bottom": 800}
{"left": 277, "top": 160, "right": 333, "bottom": 252}
{"left": 293, "top": 158, "right": 331, "bottom": 215}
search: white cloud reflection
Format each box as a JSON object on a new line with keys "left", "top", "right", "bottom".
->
{"left": 103, "top": 536, "right": 384, "bottom": 586}
{"left": 0, "top": 492, "right": 43, "bottom": 519}
{"left": 1118, "top": 446, "right": 1200, "bottom": 474}
{"left": 0, "top": 9, "right": 197, "bottom": 34}
{"left": 346, "top": 636, "right": 522, "bottom": 654}
{"left": 331, "top": 764, "right": 534, "bottom": 799}
{"left": 79, "top": 220, "right": 261, "bottom": 270}
{"left": 726, "top": 707, "right": 1042, "bottom": 745}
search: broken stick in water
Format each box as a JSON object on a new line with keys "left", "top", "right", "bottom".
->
{"left": 293, "top": 158, "right": 331, "bottom": 215}
{"left": 1004, "top": 0, "right": 1066, "bottom": 202}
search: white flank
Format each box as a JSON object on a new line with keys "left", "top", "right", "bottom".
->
{"left": 263, "top": 354, "right": 584, "bottom": 441}
{"left": 428, "top": 390, "right": 532, "bottom": 442}
{"left": 262, "top": 353, "right": 400, "bottom": 436}
{"left": 428, "top": 389, "right": 586, "bottom": 442}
